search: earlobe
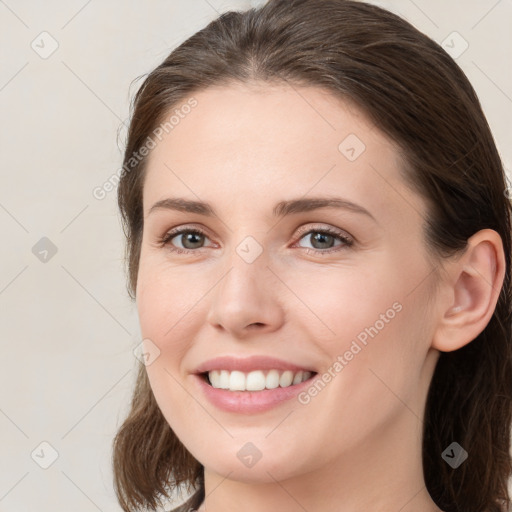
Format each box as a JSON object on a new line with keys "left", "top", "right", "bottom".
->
{"left": 431, "top": 229, "right": 506, "bottom": 353}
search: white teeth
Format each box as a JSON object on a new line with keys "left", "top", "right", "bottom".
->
{"left": 279, "top": 370, "right": 294, "bottom": 387}
{"left": 208, "top": 370, "right": 221, "bottom": 388}
{"left": 219, "top": 370, "right": 230, "bottom": 389}
{"left": 229, "top": 370, "right": 245, "bottom": 390}
{"left": 206, "top": 369, "right": 313, "bottom": 391}
{"left": 292, "top": 370, "right": 303, "bottom": 385}
{"left": 246, "top": 370, "right": 266, "bottom": 391}
{"left": 266, "top": 369, "right": 280, "bottom": 389}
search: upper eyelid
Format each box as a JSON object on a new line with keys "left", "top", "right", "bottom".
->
{"left": 165, "top": 222, "right": 349, "bottom": 235}
{"left": 294, "top": 223, "right": 352, "bottom": 238}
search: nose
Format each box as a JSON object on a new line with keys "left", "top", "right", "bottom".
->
{"left": 206, "top": 252, "right": 285, "bottom": 339}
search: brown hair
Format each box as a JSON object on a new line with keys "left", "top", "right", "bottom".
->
{"left": 112, "top": 1, "right": 512, "bottom": 511}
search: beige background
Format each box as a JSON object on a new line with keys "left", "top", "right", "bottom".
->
{"left": 0, "top": 0, "right": 511, "bottom": 510}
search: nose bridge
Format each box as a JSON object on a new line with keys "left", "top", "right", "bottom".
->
{"left": 218, "top": 217, "right": 270, "bottom": 278}
{"left": 206, "top": 236, "right": 283, "bottom": 334}
{"left": 217, "top": 236, "right": 269, "bottom": 302}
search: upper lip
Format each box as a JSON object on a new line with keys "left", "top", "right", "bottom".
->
{"left": 194, "top": 355, "right": 317, "bottom": 374}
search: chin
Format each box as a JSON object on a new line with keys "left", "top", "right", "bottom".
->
{"left": 197, "top": 444, "right": 309, "bottom": 484}
{"left": 204, "top": 460, "right": 292, "bottom": 484}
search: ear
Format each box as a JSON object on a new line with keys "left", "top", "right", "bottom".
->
{"left": 431, "top": 229, "right": 506, "bottom": 352}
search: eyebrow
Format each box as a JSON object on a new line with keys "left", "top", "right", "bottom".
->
{"left": 148, "top": 196, "right": 377, "bottom": 222}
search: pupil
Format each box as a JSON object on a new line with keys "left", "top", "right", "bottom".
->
{"left": 184, "top": 233, "right": 203, "bottom": 249}
{"left": 312, "top": 233, "right": 333, "bottom": 249}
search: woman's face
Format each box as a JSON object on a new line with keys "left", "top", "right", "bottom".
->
{"left": 136, "top": 82, "right": 442, "bottom": 484}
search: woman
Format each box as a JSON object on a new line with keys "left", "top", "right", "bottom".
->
{"left": 112, "top": 1, "right": 512, "bottom": 511}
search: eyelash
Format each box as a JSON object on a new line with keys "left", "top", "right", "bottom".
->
{"left": 157, "top": 225, "right": 354, "bottom": 256}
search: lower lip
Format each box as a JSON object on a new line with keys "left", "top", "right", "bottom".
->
{"left": 193, "top": 373, "right": 317, "bottom": 414}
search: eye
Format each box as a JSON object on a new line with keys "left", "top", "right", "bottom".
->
{"left": 293, "top": 225, "right": 354, "bottom": 256}
{"left": 158, "top": 227, "right": 213, "bottom": 254}
{"left": 157, "top": 224, "right": 354, "bottom": 255}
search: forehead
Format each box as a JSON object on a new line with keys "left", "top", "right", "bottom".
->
{"left": 142, "top": 82, "right": 426, "bottom": 225}
{"left": 153, "top": 82, "right": 379, "bottom": 166}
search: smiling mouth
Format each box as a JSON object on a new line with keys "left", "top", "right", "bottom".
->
{"left": 200, "top": 369, "right": 318, "bottom": 392}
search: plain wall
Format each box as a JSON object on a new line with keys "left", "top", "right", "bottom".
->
{"left": 1, "top": 0, "right": 511, "bottom": 510}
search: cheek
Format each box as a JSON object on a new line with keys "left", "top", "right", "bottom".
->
{"left": 136, "top": 260, "right": 209, "bottom": 345}
{"left": 294, "top": 259, "right": 429, "bottom": 402}
{"left": 292, "top": 298, "right": 423, "bottom": 460}
{"left": 286, "top": 263, "right": 400, "bottom": 348}
{"left": 135, "top": 265, "right": 204, "bottom": 431}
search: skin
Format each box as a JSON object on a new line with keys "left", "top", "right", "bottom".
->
{"left": 135, "top": 82, "right": 505, "bottom": 512}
